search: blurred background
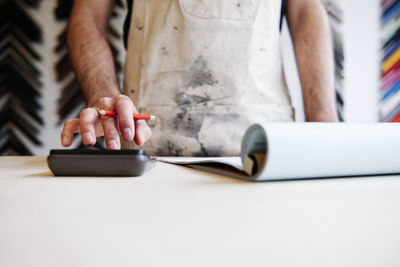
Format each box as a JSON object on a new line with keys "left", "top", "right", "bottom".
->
{"left": 0, "top": 0, "right": 389, "bottom": 155}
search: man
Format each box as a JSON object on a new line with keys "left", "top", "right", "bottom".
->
{"left": 61, "top": 0, "right": 338, "bottom": 156}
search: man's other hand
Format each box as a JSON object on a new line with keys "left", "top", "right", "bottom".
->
{"left": 60, "top": 95, "right": 152, "bottom": 149}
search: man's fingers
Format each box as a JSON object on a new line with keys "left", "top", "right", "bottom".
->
{"left": 79, "top": 108, "right": 99, "bottom": 146}
{"left": 113, "top": 95, "right": 135, "bottom": 141}
{"left": 61, "top": 119, "right": 80, "bottom": 147}
{"left": 134, "top": 120, "right": 152, "bottom": 146}
{"left": 60, "top": 95, "right": 145, "bottom": 149}
{"left": 101, "top": 116, "right": 121, "bottom": 150}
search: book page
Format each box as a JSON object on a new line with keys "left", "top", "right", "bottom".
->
{"left": 157, "top": 157, "right": 244, "bottom": 172}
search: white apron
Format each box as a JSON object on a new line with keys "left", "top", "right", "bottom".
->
{"left": 123, "top": 0, "right": 294, "bottom": 156}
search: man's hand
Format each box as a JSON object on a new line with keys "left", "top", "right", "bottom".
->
{"left": 60, "top": 0, "right": 151, "bottom": 149}
{"left": 61, "top": 95, "right": 152, "bottom": 149}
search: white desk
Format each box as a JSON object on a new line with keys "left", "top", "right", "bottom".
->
{"left": 0, "top": 157, "right": 400, "bottom": 267}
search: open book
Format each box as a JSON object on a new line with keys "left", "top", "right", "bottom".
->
{"left": 157, "top": 123, "right": 400, "bottom": 181}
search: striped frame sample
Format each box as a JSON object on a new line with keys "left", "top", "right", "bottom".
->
{"left": 0, "top": 0, "right": 43, "bottom": 155}
{"left": 381, "top": 0, "right": 400, "bottom": 122}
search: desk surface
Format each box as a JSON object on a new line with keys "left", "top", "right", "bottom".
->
{"left": 0, "top": 157, "right": 400, "bottom": 267}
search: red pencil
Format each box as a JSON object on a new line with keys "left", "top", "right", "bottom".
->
{"left": 98, "top": 110, "right": 156, "bottom": 120}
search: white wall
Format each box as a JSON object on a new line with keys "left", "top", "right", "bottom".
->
{"left": 343, "top": 0, "right": 381, "bottom": 122}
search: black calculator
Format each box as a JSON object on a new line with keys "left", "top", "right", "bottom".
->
{"left": 47, "top": 147, "right": 156, "bottom": 176}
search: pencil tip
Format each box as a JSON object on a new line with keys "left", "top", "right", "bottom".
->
{"left": 98, "top": 110, "right": 106, "bottom": 115}
{"left": 150, "top": 115, "right": 156, "bottom": 120}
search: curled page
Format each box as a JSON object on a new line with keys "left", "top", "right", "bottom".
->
{"left": 158, "top": 123, "right": 400, "bottom": 181}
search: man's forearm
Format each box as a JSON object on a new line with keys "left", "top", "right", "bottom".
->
{"left": 67, "top": 6, "right": 120, "bottom": 107}
{"left": 287, "top": 1, "right": 338, "bottom": 122}
{"left": 61, "top": 0, "right": 152, "bottom": 150}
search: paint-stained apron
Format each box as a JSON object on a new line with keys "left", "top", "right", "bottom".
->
{"left": 123, "top": 0, "right": 294, "bottom": 156}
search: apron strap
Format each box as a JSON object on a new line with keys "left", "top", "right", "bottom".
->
{"left": 280, "top": 0, "right": 285, "bottom": 31}
{"left": 123, "top": 0, "right": 134, "bottom": 49}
